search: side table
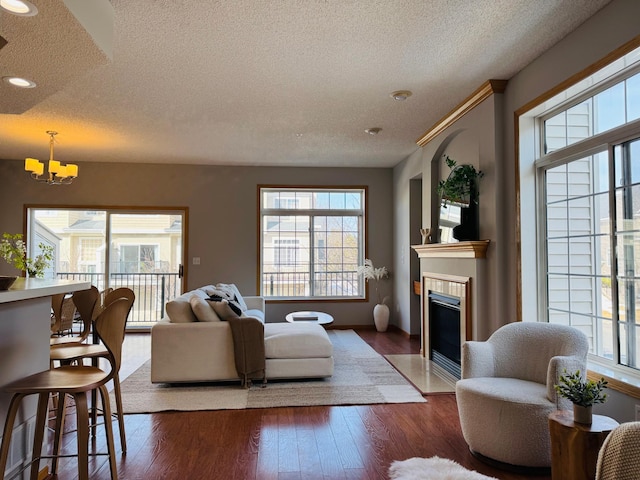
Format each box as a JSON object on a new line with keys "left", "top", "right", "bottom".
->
{"left": 285, "top": 311, "right": 334, "bottom": 326}
{"left": 549, "top": 410, "right": 619, "bottom": 480}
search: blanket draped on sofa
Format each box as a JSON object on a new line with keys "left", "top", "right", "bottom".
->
{"left": 228, "top": 316, "right": 266, "bottom": 388}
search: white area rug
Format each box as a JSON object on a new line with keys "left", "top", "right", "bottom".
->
{"left": 389, "top": 457, "right": 497, "bottom": 480}
{"left": 115, "top": 329, "right": 426, "bottom": 412}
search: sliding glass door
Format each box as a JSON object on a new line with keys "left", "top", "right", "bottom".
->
{"left": 27, "top": 208, "right": 185, "bottom": 328}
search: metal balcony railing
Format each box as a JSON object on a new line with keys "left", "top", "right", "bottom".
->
{"left": 56, "top": 272, "right": 181, "bottom": 327}
{"left": 262, "top": 270, "right": 360, "bottom": 298}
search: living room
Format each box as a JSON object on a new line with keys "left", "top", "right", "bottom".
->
{"left": 1, "top": 0, "right": 640, "bottom": 478}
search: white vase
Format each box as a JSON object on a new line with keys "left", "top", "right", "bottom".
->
{"left": 373, "top": 304, "right": 389, "bottom": 332}
{"left": 573, "top": 404, "right": 593, "bottom": 424}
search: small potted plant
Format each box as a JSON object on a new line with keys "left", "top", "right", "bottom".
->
{"left": 437, "top": 155, "right": 484, "bottom": 207}
{"left": 554, "top": 369, "right": 608, "bottom": 424}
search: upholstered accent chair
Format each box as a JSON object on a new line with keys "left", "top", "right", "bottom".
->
{"left": 595, "top": 421, "right": 640, "bottom": 480}
{"left": 456, "top": 322, "right": 589, "bottom": 468}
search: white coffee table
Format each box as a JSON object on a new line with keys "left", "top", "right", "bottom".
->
{"left": 285, "top": 311, "right": 334, "bottom": 326}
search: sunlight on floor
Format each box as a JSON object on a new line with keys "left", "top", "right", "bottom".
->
{"left": 385, "top": 354, "right": 456, "bottom": 394}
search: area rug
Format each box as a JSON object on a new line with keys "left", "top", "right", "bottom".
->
{"left": 389, "top": 457, "right": 497, "bottom": 480}
{"left": 114, "top": 329, "right": 426, "bottom": 413}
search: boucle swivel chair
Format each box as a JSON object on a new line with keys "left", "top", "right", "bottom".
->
{"left": 456, "top": 322, "right": 588, "bottom": 468}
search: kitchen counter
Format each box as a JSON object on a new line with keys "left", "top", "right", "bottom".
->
{"left": 0, "top": 277, "right": 91, "bottom": 304}
{"left": 0, "top": 277, "right": 90, "bottom": 477}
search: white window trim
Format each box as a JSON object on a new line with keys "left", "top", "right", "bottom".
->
{"left": 520, "top": 50, "right": 640, "bottom": 394}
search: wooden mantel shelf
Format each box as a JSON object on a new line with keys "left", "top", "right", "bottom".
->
{"left": 411, "top": 240, "right": 490, "bottom": 259}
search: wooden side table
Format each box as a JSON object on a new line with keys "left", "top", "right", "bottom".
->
{"left": 549, "top": 410, "right": 619, "bottom": 480}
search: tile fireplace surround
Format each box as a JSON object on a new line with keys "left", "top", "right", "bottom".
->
{"left": 412, "top": 241, "right": 489, "bottom": 358}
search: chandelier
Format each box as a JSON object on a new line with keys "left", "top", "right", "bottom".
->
{"left": 24, "top": 131, "right": 78, "bottom": 185}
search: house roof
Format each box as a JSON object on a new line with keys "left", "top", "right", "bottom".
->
{"left": 0, "top": 0, "right": 612, "bottom": 168}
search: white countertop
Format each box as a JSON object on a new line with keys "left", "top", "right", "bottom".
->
{"left": 0, "top": 278, "right": 91, "bottom": 304}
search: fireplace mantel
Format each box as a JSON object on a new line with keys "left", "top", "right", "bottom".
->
{"left": 411, "top": 240, "right": 490, "bottom": 259}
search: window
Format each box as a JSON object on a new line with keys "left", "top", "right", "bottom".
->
{"left": 118, "top": 244, "right": 159, "bottom": 273}
{"left": 26, "top": 207, "right": 186, "bottom": 328}
{"left": 260, "top": 187, "right": 366, "bottom": 299}
{"left": 530, "top": 46, "right": 640, "bottom": 383}
{"left": 79, "top": 238, "right": 102, "bottom": 273}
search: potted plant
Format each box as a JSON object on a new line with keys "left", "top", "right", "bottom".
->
{"left": 554, "top": 369, "right": 608, "bottom": 424}
{"left": 437, "top": 155, "right": 484, "bottom": 207}
{"left": 437, "top": 156, "right": 484, "bottom": 241}
{"left": 357, "top": 259, "right": 389, "bottom": 332}
{"left": 0, "top": 233, "right": 54, "bottom": 280}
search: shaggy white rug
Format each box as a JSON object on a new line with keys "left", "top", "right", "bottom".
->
{"left": 389, "top": 457, "right": 498, "bottom": 480}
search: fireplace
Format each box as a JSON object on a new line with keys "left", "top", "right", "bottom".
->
{"left": 428, "top": 292, "right": 461, "bottom": 378}
{"left": 421, "top": 273, "right": 472, "bottom": 380}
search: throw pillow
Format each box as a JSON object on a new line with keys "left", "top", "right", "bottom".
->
{"left": 189, "top": 295, "right": 221, "bottom": 322}
{"left": 207, "top": 295, "right": 242, "bottom": 315}
{"left": 207, "top": 298, "right": 241, "bottom": 320}
{"left": 216, "top": 283, "right": 248, "bottom": 311}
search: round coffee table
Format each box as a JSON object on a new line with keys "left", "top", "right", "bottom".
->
{"left": 285, "top": 311, "right": 334, "bottom": 326}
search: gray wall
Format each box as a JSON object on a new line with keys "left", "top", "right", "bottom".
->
{"left": 0, "top": 160, "right": 393, "bottom": 327}
{"left": 393, "top": 94, "right": 502, "bottom": 341}
{"left": 392, "top": 0, "right": 640, "bottom": 422}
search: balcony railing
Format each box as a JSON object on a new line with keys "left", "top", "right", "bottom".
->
{"left": 262, "top": 270, "right": 360, "bottom": 298}
{"left": 56, "top": 272, "right": 181, "bottom": 328}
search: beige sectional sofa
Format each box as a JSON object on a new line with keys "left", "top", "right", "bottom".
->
{"left": 150, "top": 284, "right": 334, "bottom": 384}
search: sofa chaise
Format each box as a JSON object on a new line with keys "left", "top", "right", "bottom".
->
{"left": 151, "top": 284, "right": 334, "bottom": 384}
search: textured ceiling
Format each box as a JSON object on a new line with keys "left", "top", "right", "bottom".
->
{"left": 0, "top": 0, "right": 612, "bottom": 168}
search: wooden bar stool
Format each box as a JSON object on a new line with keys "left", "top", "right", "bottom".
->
{"left": 49, "top": 289, "right": 134, "bottom": 453}
{"left": 0, "top": 298, "right": 131, "bottom": 480}
{"left": 50, "top": 286, "right": 99, "bottom": 347}
{"left": 50, "top": 293, "right": 77, "bottom": 337}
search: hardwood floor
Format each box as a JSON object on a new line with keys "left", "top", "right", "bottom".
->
{"left": 45, "top": 329, "right": 551, "bottom": 480}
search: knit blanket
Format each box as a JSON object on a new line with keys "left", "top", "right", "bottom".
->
{"left": 228, "top": 316, "right": 266, "bottom": 388}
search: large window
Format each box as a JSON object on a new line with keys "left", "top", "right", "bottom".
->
{"left": 532, "top": 48, "right": 640, "bottom": 381}
{"left": 26, "top": 207, "right": 186, "bottom": 328}
{"left": 260, "top": 187, "right": 366, "bottom": 300}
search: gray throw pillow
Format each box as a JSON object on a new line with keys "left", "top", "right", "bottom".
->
{"left": 207, "top": 299, "right": 240, "bottom": 320}
{"left": 189, "top": 295, "right": 221, "bottom": 322}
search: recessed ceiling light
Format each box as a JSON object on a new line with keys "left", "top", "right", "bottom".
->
{"left": 390, "top": 90, "right": 413, "bottom": 101}
{"left": 0, "top": 0, "right": 38, "bottom": 16}
{"left": 365, "top": 128, "right": 382, "bottom": 136}
{"left": 3, "top": 76, "right": 36, "bottom": 88}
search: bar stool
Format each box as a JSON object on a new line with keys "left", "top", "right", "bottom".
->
{"left": 49, "top": 288, "right": 134, "bottom": 453}
{"left": 0, "top": 298, "right": 131, "bottom": 480}
{"left": 50, "top": 293, "right": 77, "bottom": 337}
{"left": 50, "top": 286, "right": 99, "bottom": 347}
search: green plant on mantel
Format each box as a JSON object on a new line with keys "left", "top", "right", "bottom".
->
{"left": 437, "top": 155, "right": 484, "bottom": 207}
{"left": 554, "top": 369, "right": 608, "bottom": 407}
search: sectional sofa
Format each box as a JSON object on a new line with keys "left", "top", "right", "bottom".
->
{"left": 150, "top": 284, "right": 334, "bottom": 384}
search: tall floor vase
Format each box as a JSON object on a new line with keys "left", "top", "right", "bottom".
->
{"left": 373, "top": 304, "right": 389, "bottom": 332}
